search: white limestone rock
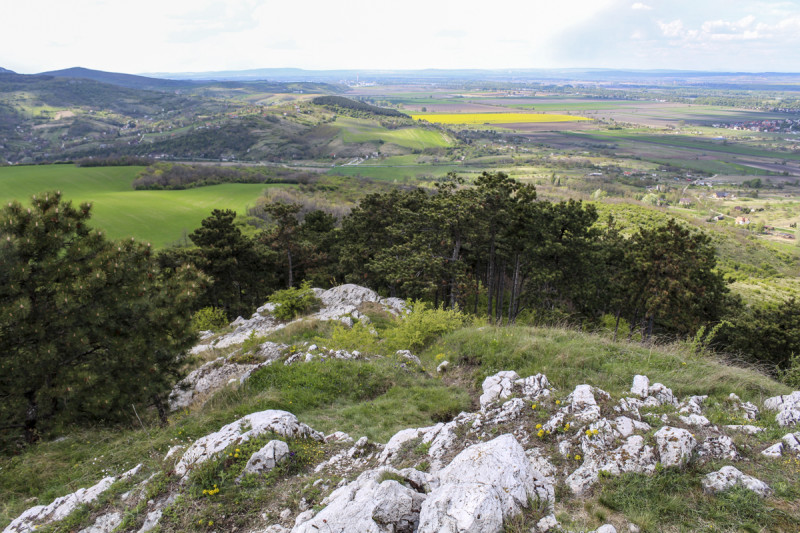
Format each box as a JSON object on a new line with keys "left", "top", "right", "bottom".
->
{"left": 761, "top": 442, "right": 784, "bottom": 458}
{"left": 396, "top": 350, "right": 422, "bottom": 366}
{"left": 536, "top": 514, "right": 560, "bottom": 532}
{"left": 174, "top": 410, "right": 323, "bottom": 478}
{"left": 678, "top": 395, "right": 707, "bottom": 415}
{"left": 654, "top": 427, "right": 696, "bottom": 467}
{"left": 262, "top": 526, "right": 289, "bottom": 533}
{"left": 698, "top": 435, "right": 739, "bottom": 461}
{"left": 515, "top": 373, "right": 551, "bottom": 400}
{"left": 379, "top": 427, "right": 431, "bottom": 464}
{"left": 613, "top": 416, "right": 651, "bottom": 438}
{"left": 418, "top": 434, "right": 553, "bottom": 533}
{"left": 782, "top": 432, "right": 800, "bottom": 454}
{"left": 566, "top": 435, "right": 656, "bottom": 496}
{"left": 679, "top": 414, "right": 711, "bottom": 427}
{"left": 763, "top": 391, "right": 800, "bottom": 412}
{"left": 437, "top": 360, "right": 450, "bottom": 373}
{"left": 702, "top": 466, "right": 772, "bottom": 497}
{"left": 479, "top": 371, "right": 520, "bottom": 410}
{"left": 593, "top": 526, "right": 617, "bottom": 533}
{"left": 566, "top": 384, "right": 609, "bottom": 422}
{"left": 78, "top": 511, "right": 122, "bottom": 533}
{"left": 241, "top": 440, "right": 290, "bottom": 477}
{"left": 294, "top": 469, "right": 425, "bottom": 533}
{"left": 631, "top": 375, "right": 649, "bottom": 399}
{"left": 4, "top": 464, "right": 141, "bottom": 533}
{"left": 325, "top": 431, "right": 354, "bottom": 444}
{"left": 724, "top": 425, "right": 764, "bottom": 435}
{"left": 648, "top": 383, "right": 677, "bottom": 406}
{"left": 776, "top": 408, "right": 800, "bottom": 427}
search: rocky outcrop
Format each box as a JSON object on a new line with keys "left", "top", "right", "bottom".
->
{"left": 763, "top": 391, "right": 800, "bottom": 427}
{"left": 3, "top": 465, "right": 141, "bottom": 533}
{"left": 10, "top": 367, "right": 796, "bottom": 533}
{"left": 174, "top": 410, "right": 323, "bottom": 479}
{"left": 174, "top": 285, "right": 409, "bottom": 411}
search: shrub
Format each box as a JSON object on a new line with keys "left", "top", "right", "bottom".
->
{"left": 383, "top": 301, "right": 470, "bottom": 353}
{"left": 269, "top": 281, "right": 320, "bottom": 321}
{"left": 191, "top": 306, "right": 229, "bottom": 332}
{"left": 322, "top": 320, "right": 381, "bottom": 354}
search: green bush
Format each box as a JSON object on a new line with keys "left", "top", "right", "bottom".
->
{"left": 191, "top": 307, "right": 229, "bottom": 332}
{"left": 383, "top": 301, "right": 471, "bottom": 353}
{"left": 269, "top": 281, "right": 320, "bottom": 321}
{"left": 322, "top": 320, "right": 381, "bottom": 354}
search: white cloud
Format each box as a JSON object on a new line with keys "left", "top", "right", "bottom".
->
{"left": 631, "top": 2, "right": 653, "bottom": 10}
{"left": 659, "top": 19, "right": 685, "bottom": 37}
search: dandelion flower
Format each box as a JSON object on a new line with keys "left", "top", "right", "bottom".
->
{"left": 536, "top": 424, "right": 542, "bottom": 429}
{"left": 575, "top": 454, "right": 582, "bottom": 460}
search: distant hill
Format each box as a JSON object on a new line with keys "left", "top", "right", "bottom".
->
{"left": 0, "top": 67, "right": 14, "bottom": 74}
{"left": 38, "top": 67, "right": 192, "bottom": 91}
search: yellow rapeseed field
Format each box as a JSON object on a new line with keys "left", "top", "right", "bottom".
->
{"left": 411, "top": 113, "right": 591, "bottom": 124}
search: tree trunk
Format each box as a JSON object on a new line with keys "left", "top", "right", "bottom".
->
{"left": 153, "top": 395, "right": 169, "bottom": 427}
{"left": 613, "top": 309, "right": 622, "bottom": 342}
{"left": 496, "top": 263, "right": 505, "bottom": 324}
{"left": 24, "top": 391, "right": 39, "bottom": 444}
{"left": 287, "top": 249, "right": 293, "bottom": 288}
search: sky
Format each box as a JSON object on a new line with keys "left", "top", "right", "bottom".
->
{"left": 3, "top": 0, "right": 800, "bottom": 74}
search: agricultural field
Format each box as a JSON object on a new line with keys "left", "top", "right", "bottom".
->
{"left": 411, "top": 112, "right": 591, "bottom": 125}
{"left": 0, "top": 165, "right": 281, "bottom": 247}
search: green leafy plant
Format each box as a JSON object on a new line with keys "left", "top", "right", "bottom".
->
{"left": 383, "top": 301, "right": 470, "bottom": 352}
{"left": 191, "top": 307, "right": 229, "bottom": 332}
{"left": 269, "top": 281, "right": 320, "bottom": 321}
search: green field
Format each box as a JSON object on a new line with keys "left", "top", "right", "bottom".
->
{"left": 335, "top": 118, "right": 452, "bottom": 150}
{"left": 0, "top": 165, "right": 280, "bottom": 247}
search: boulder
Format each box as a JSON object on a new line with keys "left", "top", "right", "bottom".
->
{"left": 294, "top": 469, "right": 425, "bottom": 533}
{"left": 654, "top": 427, "right": 696, "bottom": 467}
{"left": 241, "top": 440, "right": 290, "bottom": 477}
{"left": 174, "top": 410, "right": 322, "bottom": 478}
{"left": 702, "top": 466, "right": 771, "bottom": 497}
{"left": 418, "top": 434, "right": 553, "bottom": 533}
{"left": 698, "top": 435, "right": 738, "bottom": 461}
{"left": 566, "top": 385, "right": 607, "bottom": 422}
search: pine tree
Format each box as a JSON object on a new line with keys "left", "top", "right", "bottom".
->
{"left": 0, "top": 192, "right": 204, "bottom": 444}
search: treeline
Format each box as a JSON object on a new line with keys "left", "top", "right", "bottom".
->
{"left": 312, "top": 96, "right": 409, "bottom": 118}
{"left": 132, "top": 163, "right": 318, "bottom": 190}
{"left": 163, "top": 172, "right": 729, "bottom": 342}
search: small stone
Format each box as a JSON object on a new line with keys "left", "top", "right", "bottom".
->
{"left": 631, "top": 375, "right": 649, "bottom": 398}
{"left": 280, "top": 508, "right": 291, "bottom": 520}
{"left": 436, "top": 360, "right": 449, "bottom": 373}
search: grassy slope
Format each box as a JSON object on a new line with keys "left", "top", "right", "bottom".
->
{"left": 0, "top": 165, "right": 282, "bottom": 247}
{"left": 1, "top": 321, "right": 791, "bottom": 530}
{"left": 335, "top": 117, "right": 451, "bottom": 150}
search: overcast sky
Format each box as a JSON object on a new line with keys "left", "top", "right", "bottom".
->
{"left": 4, "top": 0, "right": 800, "bottom": 74}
